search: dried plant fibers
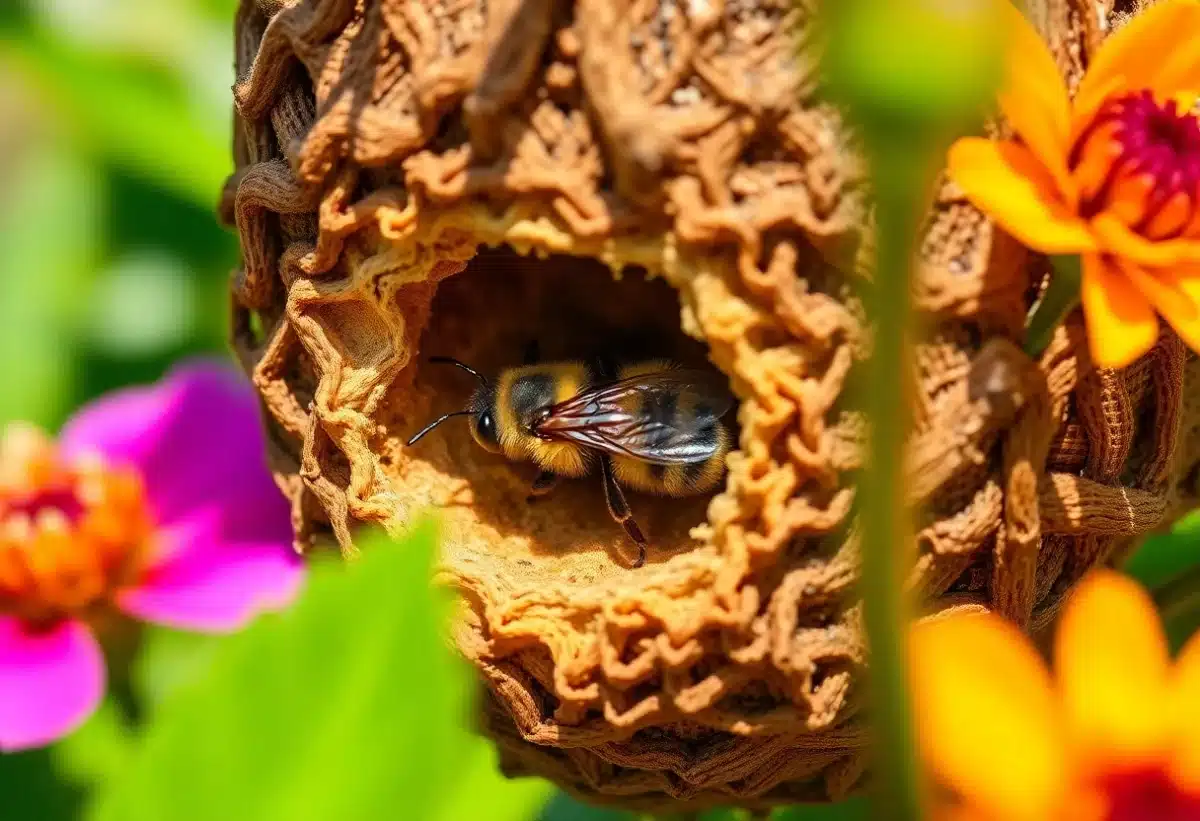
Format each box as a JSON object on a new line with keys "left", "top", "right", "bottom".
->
{"left": 225, "top": 0, "right": 1198, "bottom": 811}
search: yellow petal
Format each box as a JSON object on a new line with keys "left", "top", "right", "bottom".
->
{"left": 995, "top": 1, "right": 1074, "bottom": 197}
{"left": 1092, "top": 213, "right": 1200, "bottom": 268}
{"left": 948, "top": 138, "right": 1095, "bottom": 254}
{"left": 1056, "top": 570, "right": 1172, "bottom": 770}
{"left": 1121, "top": 262, "right": 1200, "bottom": 353}
{"left": 911, "top": 613, "right": 1065, "bottom": 821}
{"left": 1168, "top": 629, "right": 1200, "bottom": 794}
{"left": 1077, "top": 0, "right": 1200, "bottom": 112}
{"left": 1081, "top": 253, "right": 1160, "bottom": 369}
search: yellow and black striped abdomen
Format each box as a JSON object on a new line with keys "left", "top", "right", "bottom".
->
{"left": 610, "top": 361, "right": 731, "bottom": 497}
{"left": 494, "top": 363, "right": 592, "bottom": 477}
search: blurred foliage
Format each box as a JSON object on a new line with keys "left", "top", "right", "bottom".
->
{"left": 0, "top": 0, "right": 237, "bottom": 431}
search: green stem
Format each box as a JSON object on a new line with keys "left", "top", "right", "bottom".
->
{"left": 1025, "top": 254, "right": 1082, "bottom": 359}
{"left": 858, "top": 141, "right": 929, "bottom": 821}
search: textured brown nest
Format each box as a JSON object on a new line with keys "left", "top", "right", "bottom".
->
{"left": 224, "top": 0, "right": 1200, "bottom": 812}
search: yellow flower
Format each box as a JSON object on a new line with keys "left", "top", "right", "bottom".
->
{"left": 910, "top": 570, "right": 1200, "bottom": 820}
{"left": 947, "top": 1, "right": 1200, "bottom": 368}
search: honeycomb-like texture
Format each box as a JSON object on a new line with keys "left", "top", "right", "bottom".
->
{"left": 224, "top": 0, "right": 1193, "bottom": 810}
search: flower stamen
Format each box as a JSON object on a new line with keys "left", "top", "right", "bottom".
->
{"left": 1069, "top": 91, "right": 1200, "bottom": 239}
{"left": 0, "top": 424, "right": 154, "bottom": 624}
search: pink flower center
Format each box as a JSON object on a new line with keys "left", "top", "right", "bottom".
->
{"left": 1069, "top": 91, "right": 1200, "bottom": 240}
{"left": 0, "top": 425, "right": 153, "bottom": 624}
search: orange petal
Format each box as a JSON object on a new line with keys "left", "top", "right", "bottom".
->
{"left": 1092, "top": 213, "right": 1200, "bottom": 268}
{"left": 1121, "top": 262, "right": 1200, "bottom": 353}
{"left": 948, "top": 138, "right": 1095, "bottom": 254}
{"left": 1081, "top": 253, "right": 1160, "bottom": 369}
{"left": 1077, "top": 0, "right": 1200, "bottom": 113}
{"left": 1055, "top": 570, "right": 1172, "bottom": 770}
{"left": 911, "top": 613, "right": 1065, "bottom": 821}
{"left": 1168, "top": 629, "right": 1200, "bottom": 794}
{"left": 994, "top": 1, "right": 1074, "bottom": 197}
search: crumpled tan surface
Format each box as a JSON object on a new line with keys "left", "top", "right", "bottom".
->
{"left": 224, "top": 0, "right": 1197, "bottom": 811}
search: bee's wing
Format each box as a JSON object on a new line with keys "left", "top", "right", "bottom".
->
{"left": 534, "top": 369, "right": 734, "bottom": 465}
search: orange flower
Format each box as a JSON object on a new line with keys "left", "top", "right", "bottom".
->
{"left": 910, "top": 571, "right": 1200, "bottom": 821}
{"left": 947, "top": 1, "right": 1200, "bottom": 368}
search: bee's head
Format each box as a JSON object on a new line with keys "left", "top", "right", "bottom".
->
{"left": 407, "top": 357, "right": 502, "bottom": 453}
{"left": 466, "top": 382, "right": 502, "bottom": 454}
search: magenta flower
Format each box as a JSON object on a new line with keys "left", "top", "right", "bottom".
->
{"left": 0, "top": 362, "right": 304, "bottom": 751}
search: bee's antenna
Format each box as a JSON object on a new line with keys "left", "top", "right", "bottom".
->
{"left": 407, "top": 410, "right": 473, "bottom": 446}
{"left": 428, "top": 356, "right": 487, "bottom": 385}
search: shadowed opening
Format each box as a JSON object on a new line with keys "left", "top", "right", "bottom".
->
{"left": 389, "top": 247, "right": 738, "bottom": 582}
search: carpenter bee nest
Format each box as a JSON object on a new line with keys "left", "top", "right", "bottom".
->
{"left": 225, "top": 0, "right": 1200, "bottom": 812}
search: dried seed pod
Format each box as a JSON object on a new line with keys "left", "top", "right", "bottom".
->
{"left": 226, "top": 0, "right": 1199, "bottom": 811}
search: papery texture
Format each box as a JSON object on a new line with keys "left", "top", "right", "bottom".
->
{"left": 225, "top": 0, "right": 1196, "bottom": 809}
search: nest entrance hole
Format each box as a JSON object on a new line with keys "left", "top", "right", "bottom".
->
{"left": 397, "top": 247, "right": 735, "bottom": 583}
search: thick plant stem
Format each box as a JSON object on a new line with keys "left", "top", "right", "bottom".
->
{"left": 823, "top": 3, "right": 1003, "bottom": 817}
{"left": 1025, "top": 254, "right": 1083, "bottom": 358}
{"left": 858, "top": 144, "right": 929, "bottom": 821}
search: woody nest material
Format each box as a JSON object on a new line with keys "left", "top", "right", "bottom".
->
{"left": 224, "top": 0, "right": 1200, "bottom": 812}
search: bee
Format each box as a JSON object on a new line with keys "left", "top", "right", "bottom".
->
{"left": 407, "top": 351, "right": 735, "bottom": 567}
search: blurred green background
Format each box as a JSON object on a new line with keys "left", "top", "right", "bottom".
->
{"left": 0, "top": 1, "right": 1196, "bottom": 819}
{"left": 0, "top": 0, "right": 235, "bottom": 432}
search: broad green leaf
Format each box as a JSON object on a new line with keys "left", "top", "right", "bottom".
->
{"left": 89, "top": 522, "right": 552, "bottom": 821}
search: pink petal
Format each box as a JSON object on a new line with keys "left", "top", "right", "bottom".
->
{"left": 58, "top": 384, "right": 167, "bottom": 469}
{"left": 117, "top": 510, "right": 304, "bottom": 633}
{"left": 60, "top": 360, "right": 292, "bottom": 545}
{"left": 0, "top": 617, "right": 105, "bottom": 752}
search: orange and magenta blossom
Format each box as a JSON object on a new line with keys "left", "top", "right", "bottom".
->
{"left": 0, "top": 425, "right": 153, "bottom": 625}
{"left": 911, "top": 571, "right": 1200, "bottom": 821}
{"left": 947, "top": 1, "right": 1200, "bottom": 369}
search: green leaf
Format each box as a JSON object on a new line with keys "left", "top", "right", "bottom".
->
{"left": 53, "top": 699, "right": 136, "bottom": 791}
{"left": 1124, "top": 509, "right": 1200, "bottom": 593}
{"left": 0, "top": 746, "right": 82, "bottom": 821}
{"left": 771, "top": 797, "right": 871, "bottom": 820}
{"left": 133, "top": 626, "right": 223, "bottom": 717}
{"left": 88, "top": 521, "right": 552, "bottom": 821}
{"left": 541, "top": 792, "right": 633, "bottom": 821}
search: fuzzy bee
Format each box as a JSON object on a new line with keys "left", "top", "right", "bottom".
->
{"left": 407, "top": 352, "right": 734, "bottom": 567}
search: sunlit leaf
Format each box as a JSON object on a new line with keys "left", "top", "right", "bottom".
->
{"left": 88, "top": 522, "right": 552, "bottom": 821}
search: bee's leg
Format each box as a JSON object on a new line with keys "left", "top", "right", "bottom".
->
{"left": 526, "top": 470, "right": 559, "bottom": 503}
{"left": 522, "top": 340, "right": 541, "bottom": 365}
{"left": 600, "top": 456, "right": 647, "bottom": 568}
